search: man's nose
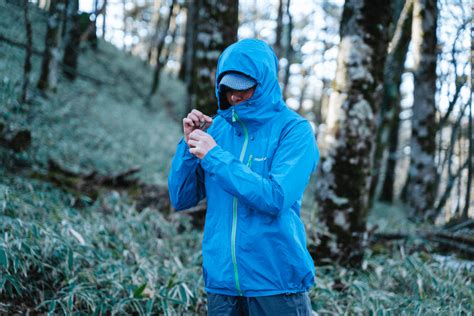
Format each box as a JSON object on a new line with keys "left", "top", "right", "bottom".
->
{"left": 231, "top": 94, "right": 242, "bottom": 103}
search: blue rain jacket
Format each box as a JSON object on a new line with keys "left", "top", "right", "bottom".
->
{"left": 168, "top": 39, "right": 320, "bottom": 297}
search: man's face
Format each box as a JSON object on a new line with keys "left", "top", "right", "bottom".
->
{"left": 225, "top": 87, "right": 255, "bottom": 106}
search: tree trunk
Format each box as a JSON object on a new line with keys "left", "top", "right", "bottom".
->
{"left": 102, "top": 0, "right": 107, "bottom": 39}
{"left": 314, "top": 0, "right": 391, "bottom": 268}
{"left": 379, "top": 110, "right": 402, "bottom": 202}
{"left": 62, "top": 0, "right": 80, "bottom": 80}
{"left": 191, "top": 0, "right": 239, "bottom": 115}
{"left": 281, "top": 0, "right": 292, "bottom": 100}
{"left": 403, "top": 0, "right": 438, "bottom": 221}
{"left": 147, "top": 0, "right": 162, "bottom": 65}
{"left": 145, "top": 0, "right": 176, "bottom": 105}
{"left": 37, "top": 0, "right": 64, "bottom": 92}
{"left": 183, "top": 1, "right": 197, "bottom": 114}
{"left": 273, "top": 0, "right": 284, "bottom": 58}
{"left": 178, "top": 1, "right": 191, "bottom": 81}
{"left": 378, "top": 0, "right": 413, "bottom": 203}
{"left": 162, "top": 5, "right": 179, "bottom": 74}
{"left": 21, "top": 0, "right": 33, "bottom": 103}
{"left": 463, "top": 96, "right": 472, "bottom": 219}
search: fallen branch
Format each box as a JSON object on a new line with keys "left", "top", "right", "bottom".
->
{"left": 446, "top": 219, "right": 474, "bottom": 232}
{"left": 372, "top": 227, "right": 474, "bottom": 259}
{"left": 39, "top": 159, "right": 171, "bottom": 211}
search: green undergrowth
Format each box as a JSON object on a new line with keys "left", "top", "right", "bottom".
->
{"left": 312, "top": 250, "right": 473, "bottom": 315}
{"left": 0, "top": 174, "right": 205, "bottom": 314}
{"left": 1, "top": 172, "right": 472, "bottom": 314}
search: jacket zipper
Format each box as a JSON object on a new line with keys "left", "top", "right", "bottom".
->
{"left": 230, "top": 108, "right": 250, "bottom": 296}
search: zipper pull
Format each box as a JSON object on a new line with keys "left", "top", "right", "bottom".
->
{"left": 247, "top": 154, "right": 253, "bottom": 168}
{"left": 232, "top": 108, "right": 237, "bottom": 123}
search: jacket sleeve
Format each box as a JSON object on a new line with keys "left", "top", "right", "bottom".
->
{"left": 168, "top": 137, "right": 206, "bottom": 210}
{"left": 200, "top": 120, "right": 319, "bottom": 217}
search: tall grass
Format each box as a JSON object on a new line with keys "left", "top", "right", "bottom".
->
{"left": 0, "top": 175, "right": 205, "bottom": 314}
{"left": 1, "top": 173, "right": 472, "bottom": 314}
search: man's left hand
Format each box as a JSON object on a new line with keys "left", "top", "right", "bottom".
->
{"left": 188, "top": 129, "right": 217, "bottom": 159}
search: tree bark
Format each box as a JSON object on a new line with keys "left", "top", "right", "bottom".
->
{"left": 178, "top": 1, "right": 192, "bottom": 81}
{"left": 463, "top": 96, "right": 472, "bottom": 219}
{"left": 37, "top": 0, "right": 64, "bottom": 92}
{"left": 190, "top": 0, "right": 239, "bottom": 115}
{"left": 145, "top": 0, "right": 176, "bottom": 104}
{"left": 147, "top": 0, "right": 162, "bottom": 64}
{"left": 102, "top": 0, "right": 107, "bottom": 39}
{"left": 62, "top": 0, "right": 81, "bottom": 80}
{"left": 183, "top": 1, "right": 197, "bottom": 114}
{"left": 314, "top": 0, "right": 391, "bottom": 267}
{"left": 21, "top": 0, "right": 33, "bottom": 103}
{"left": 403, "top": 0, "right": 438, "bottom": 220}
{"left": 377, "top": 0, "right": 413, "bottom": 203}
{"left": 273, "top": 0, "right": 284, "bottom": 58}
{"left": 281, "top": 0, "right": 292, "bottom": 100}
{"left": 162, "top": 5, "right": 179, "bottom": 73}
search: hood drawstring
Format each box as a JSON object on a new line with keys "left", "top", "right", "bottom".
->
{"left": 232, "top": 108, "right": 237, "bottom": 123}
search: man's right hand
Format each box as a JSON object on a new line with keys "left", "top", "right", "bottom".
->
{"left": 183, "top": 109, "right": 213, "bottom": 146}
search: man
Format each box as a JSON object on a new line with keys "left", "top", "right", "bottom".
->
{"left": 168, "top": 39, "right": 319, "bottom": 315}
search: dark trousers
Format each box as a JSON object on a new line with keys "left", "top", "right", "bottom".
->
{"left": 207, "top": 292, "right": 312, "bottom": 316}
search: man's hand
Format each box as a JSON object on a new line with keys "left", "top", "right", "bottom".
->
{"left": 183, "top": 109, "right": 213, "bottom": 145}
{"left": 188, "top": 129, "right": 217, "bottom": 159}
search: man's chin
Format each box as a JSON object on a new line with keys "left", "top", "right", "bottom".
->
{"left": 220, "top": 103, "right": 233, "bottom": 110}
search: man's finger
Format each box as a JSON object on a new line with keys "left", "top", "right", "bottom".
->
{"left": 189, "top": 129, "right": 206, "bottom": 138}
{"left": 189, "top": 147, "right": 199, "bottom": 155}
{"left": 188, "top": 139, "right": 198, "bottom": 147}
{"left": 188, "top": 113, "right": 200, "bottom": 124}
{"left": 191, "top": 109, "right": 213, "bottom": 125}
{"left": 188, "top": 133, "right": 201, "bottom": 141}
{"left": 183, "top": 117, "right": 194, "bottom": 127}
{"left": 191, "top": 109, "right": 205, "bottom": 119}
{"left": 203, "top": 114, "right": 213, "bottom": 122}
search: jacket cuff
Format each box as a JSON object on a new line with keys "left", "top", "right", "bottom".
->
{"left": 201, "top": 145, "right": 227, "bottom": 173}
{"left": 177, "top": 137, "right": 198, "bottom": 159}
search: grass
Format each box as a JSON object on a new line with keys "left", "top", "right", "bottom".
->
{"left": 0, "top": 174, "right": 206, "bottom": 314}
{"left": 1, "top": 173, "right": 472, "bottom": 314}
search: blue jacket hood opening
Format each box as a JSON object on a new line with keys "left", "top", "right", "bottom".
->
{"left": 215, "top": 39, "right": 286, "bottom": 128}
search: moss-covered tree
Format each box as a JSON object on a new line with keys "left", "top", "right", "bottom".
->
{"left": 376, "top": 0, "right": 413, "bottom": 203}
{"left": 37, "top": 0, "right": 65, "bottom": 91}
{"left": 189, "top": 0, "right": 239, "bottom": 115}
{"left": 62, "top": 0, "right": 80, "bottom": 80}
{"left": 403, "top": 0, "right": 438, "bottom": 220}
{"left": 21, "top": 0, "right": 33, "bottom": 102}
{"left": 314, "top": 0, "right": 391, "bottom": 267}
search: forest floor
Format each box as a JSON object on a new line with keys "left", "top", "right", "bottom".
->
{"left": 0, "top": 1, "right": 472, "bottom": 314}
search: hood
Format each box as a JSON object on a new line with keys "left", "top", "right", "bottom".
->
{"left": 215, "top": 39, "right": 286, "bottom": 129}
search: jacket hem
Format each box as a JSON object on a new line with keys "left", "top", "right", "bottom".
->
{"left": 205, "top": 287, "right": 309, "bottom": 297}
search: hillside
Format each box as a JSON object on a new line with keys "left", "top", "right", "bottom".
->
{"left": 0, "top": 0, "right": 186, "bottom": 185}
{"left": 0, "top": 1, "right": 206, "bottom": 313}
{"left": 0, "top": 1, "right": 472, "bottom": 314}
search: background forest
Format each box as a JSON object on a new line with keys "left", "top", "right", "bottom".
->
{"left": 0, "top": 0, "right": 472, "bottom": 314}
